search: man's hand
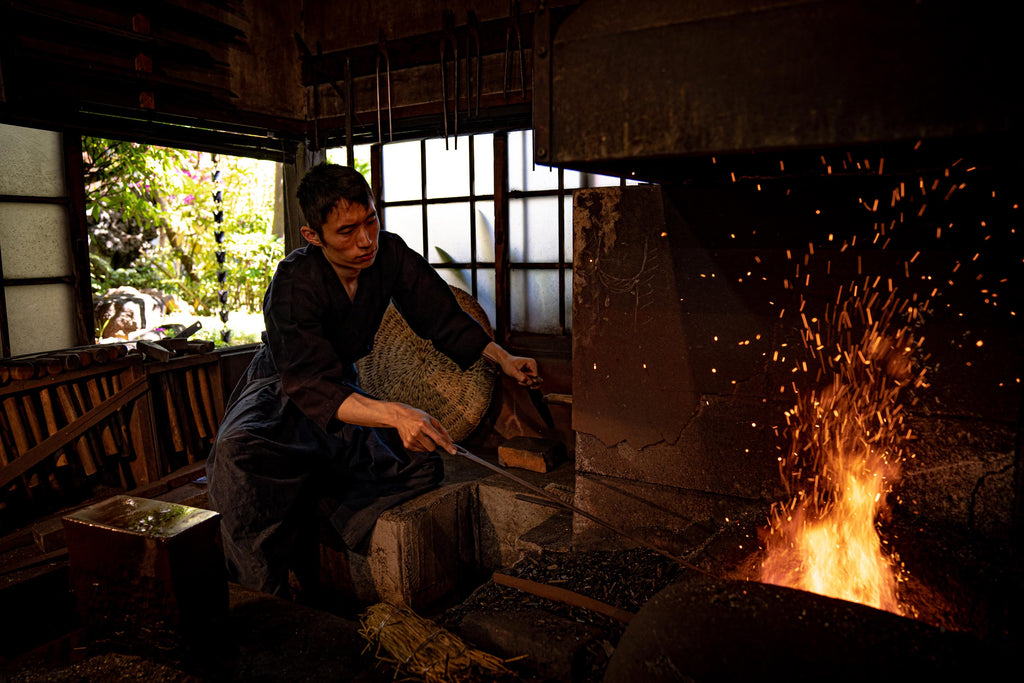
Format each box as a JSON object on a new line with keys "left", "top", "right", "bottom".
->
{"left": 390, "top": 403, "right": 456, "bottom": 454}
{"left": 482, "top": 341, "right": 542, "bottom": 388}
{"left": 335, "top": 393, "right": 456, "bottom": 454}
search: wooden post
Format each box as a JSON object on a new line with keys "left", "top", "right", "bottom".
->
{"left": 493, "top": 131, "right": 511, "bottom": 345}
{"left": 62, "top": 132, "right": 96, "bottom": 345}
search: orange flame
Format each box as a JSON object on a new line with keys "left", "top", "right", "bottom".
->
{"left": 760, "top": 283, "right": 927, "bottom": 615}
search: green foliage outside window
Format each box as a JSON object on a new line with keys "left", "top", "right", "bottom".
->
{"left": 83, "top": 137, "right": 284, "bottom": 337}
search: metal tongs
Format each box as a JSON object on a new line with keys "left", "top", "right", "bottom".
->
{"left": 504, "top": 0, "right": 526, "bottom": 100}
{"left": 440, "top": 9, "right": 459, "bottom": 149}
{"left": 376, "top": 29, "right": 393, "bottom": 144}
{"left": 465, "top": 10, "right": 481, "bottom": 119}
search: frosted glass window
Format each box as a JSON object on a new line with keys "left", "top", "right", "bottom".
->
{"left": 0, "top": 124, "right": 65, "bottom": 197}
{"left": 562, "top": 269, "right": 573, "bottom": 332}
{"left": 563, "top": 198, "right": 574, "bottom": 262}
{"left": 510, "top": 269, "right": 561, "bottom": 334}
{"left": 450, "top": 267, "right": 495, "bottom": 327}
{"left": 425, "top": 137, "right": 470, "bottom": 198}
{"left": 427, "top": 203, "right": 471, "bottom": 263}
{"left": 437, "top": 267, "right": 496, "bottom": 334}
{"left": 383, "top": 205, "right": 424, "bottom": 255}
{"left": 509, "top": 129, "right": 560, "bottom": 192}
{"left": 5, "top": 284, "right": 77, "bottom": 355}
{"left": 562, "top": 168, "right": 584, "bottom": 189}
{"left": 438, "top": 268, "right": 474, "bottom": 296}
{"left": 473, "top": 134, "right": 495, "bottom": 195}
{"left": 510, "top": 196, "right": 559, "bottom": 262}
{"left": 588, "top": 172, "right": 624, "bottom": 187}
{"left": 0, "top": 203, "right": 71, "bottom": 278}
{"left": 474, "top": 201, "right": 496, "bottom": 262}
{"left": 382, "top": 140, "right": 423, "bottom": 202}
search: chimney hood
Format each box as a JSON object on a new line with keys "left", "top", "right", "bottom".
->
{"left": 533, "top": 0, "right": 1021, "bottom": 181}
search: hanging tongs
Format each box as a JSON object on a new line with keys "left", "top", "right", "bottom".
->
{"left": 465, "top": 10, "right": 481, "bottom": 119}
{"left": 376, "top": 29, "right": 393, "bottom": 144}
{"left": 504, "top": 0, "right": 526, "bottom": 101}
{"left": 440, "top": 9, "right": 459, "bottom": 149}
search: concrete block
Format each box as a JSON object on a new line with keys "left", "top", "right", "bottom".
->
{"left": 475, "top": 464, "right": 574, "bottom": 570}
{"left": 316, "top": 455, "right": 575, "bottom": 610}
{"left": 319, "top": 481, "right": 478, "bottom": 611}
{"left": 498, "top": 436, "right": 566, "bottom": 473}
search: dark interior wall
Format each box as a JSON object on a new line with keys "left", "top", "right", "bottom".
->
{"left": 228, "top": 0, "right": 306, "bottom": 123}
{"left": 0, "top": 0, "right": 308, "bottom": 158}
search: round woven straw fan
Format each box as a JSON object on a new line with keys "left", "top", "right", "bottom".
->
{"left": 356, "top": 286, "right": 496, "bottom": 441}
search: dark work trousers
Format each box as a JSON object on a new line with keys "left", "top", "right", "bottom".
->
{"left": 205, "top": 372, "right": 442, "bottom": 597}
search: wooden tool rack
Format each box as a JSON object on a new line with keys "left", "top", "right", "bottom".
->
{"left": 0, "top": 343, "right": 226, "bottom": 534}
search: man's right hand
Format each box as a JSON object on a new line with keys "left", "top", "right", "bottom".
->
{"left": 335, "top": 393, "right": 456, "bottom": 454}
{"left": 389, "top": 403, "right": 456, "bottom": 454}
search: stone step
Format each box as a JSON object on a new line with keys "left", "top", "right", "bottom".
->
{"left": 317, "top": 452, "right": 575, "bottom": 612}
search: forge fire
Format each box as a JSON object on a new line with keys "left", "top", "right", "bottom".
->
{"left": 760, "top": 277, "right": 926, "bottom": 615}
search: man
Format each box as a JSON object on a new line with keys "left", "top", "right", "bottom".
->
{"left": 206, "top": 162, "right": 540, "bottom": 597}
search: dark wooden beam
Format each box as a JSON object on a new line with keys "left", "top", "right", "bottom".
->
{"left": 62, "top": 132, "right": 95, "bottom": 346}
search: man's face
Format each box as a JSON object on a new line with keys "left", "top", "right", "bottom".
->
{"left": 301, "top": 199, "right": 380, "bottom": 276}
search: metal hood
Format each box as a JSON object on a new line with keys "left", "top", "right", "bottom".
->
{"left": 533, "top": 0, "right": 1020, "bottom": 181}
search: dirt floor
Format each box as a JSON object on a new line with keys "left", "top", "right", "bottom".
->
{"left": 2, "top": 472, "right": 1020, "bottom": 682}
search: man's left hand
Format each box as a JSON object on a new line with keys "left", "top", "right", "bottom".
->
{"left": 483, "top": 341, "right": 542, "bottom": 388}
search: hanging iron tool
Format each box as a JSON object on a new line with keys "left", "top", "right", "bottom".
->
{"left": 504, "top": 0, "right": 526, "bottom": 101}
{"left": 465, "top": 10, "right": 481, "bottom": 119}
{"left": 312, "top": 41, "right": 323, "bottom": 151}
{"left": 344, "top": 56, "right": 354, "bottom": 161}
{"left": 376, "top": 30, "right": 392, "bottom": 144}
{"left": 440, "top": 10, "right": 459, "bottom": 149}
{"left": 294, "top": 36, "right": 348, "bottom": 128}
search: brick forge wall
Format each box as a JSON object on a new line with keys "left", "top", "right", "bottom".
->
{"left": 570, "top": 180, "right": 1023, "bottom": 560}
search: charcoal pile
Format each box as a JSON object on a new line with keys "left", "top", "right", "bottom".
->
{"left": 438, "top": 548, "right": 686, "bottom": 682}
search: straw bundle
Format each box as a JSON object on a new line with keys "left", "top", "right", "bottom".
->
{"left": 356, "top": 286, "right": 496, "bottom": 441}
{"left": 358, "top": 602, "right": 519, "bottom": 683}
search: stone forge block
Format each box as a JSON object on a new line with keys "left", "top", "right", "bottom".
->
{"left": 62, "top": 495, "right": 226, "bottom": 642}
{"left": 571, "top": 472, "right": 765, "bottom": 559}
{"left": 319, "top": 482, "right": 478, "bottom": 611}
{"left": 498, "top": 436, "right": 566, "bottom": 473}
{"left": 475, "top": 470, "right": 571, "bottom": 570}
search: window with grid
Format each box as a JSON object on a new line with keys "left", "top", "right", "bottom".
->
{"left": 329, "top": 130, "right": 637, "bottom": 337}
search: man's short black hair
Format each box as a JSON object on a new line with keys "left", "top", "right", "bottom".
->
{"left": 296, "top": 162, "right": 373, "bottom": 235}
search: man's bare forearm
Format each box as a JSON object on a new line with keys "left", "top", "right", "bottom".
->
{"left": 335, "top": 392, "right": 455, "bottom": 454}
{"left": 335, "top": 391, "right": 399, "bottom": 428}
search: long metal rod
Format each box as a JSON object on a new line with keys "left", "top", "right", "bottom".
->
{"left": 453, "top": 445, "right": 716, "bottom": 578}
